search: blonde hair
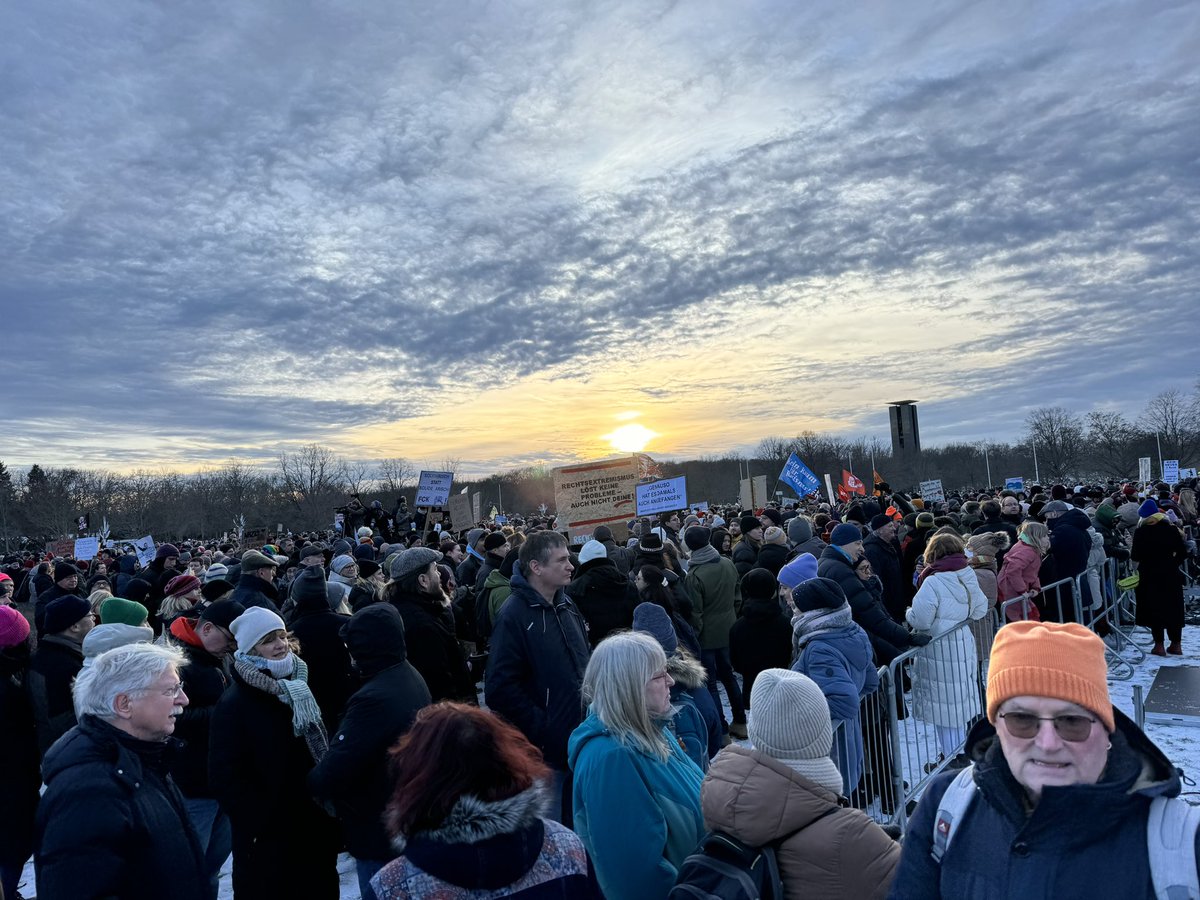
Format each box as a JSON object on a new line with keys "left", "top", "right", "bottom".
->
{"left": 1018, "top": 521, "right": 1050, "bottom": 553}
{"left": 582, "top": 632, "right": 672, "bottom": 762}
{"left": 924, "top": 532, "right": 965, "bottom": 563}
{"left": 88, "top": 589, "right": 113, "bottom": 617}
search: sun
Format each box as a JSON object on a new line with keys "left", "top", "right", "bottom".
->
{"left": 603, "top": 423, "right": 658, "bottom": 453}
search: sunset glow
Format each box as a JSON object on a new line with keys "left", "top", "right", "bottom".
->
{"left": 604, "top": 424, "right": 658, "bottom": 453}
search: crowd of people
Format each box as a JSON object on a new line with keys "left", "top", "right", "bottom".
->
{"left": 0, "top": 475, "right": 1196, "bottom": 899}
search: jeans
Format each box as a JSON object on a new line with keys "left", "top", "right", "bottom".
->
{"left": 183, "top": 797, "right": 232, "bottom": 900}
{"left": 547, "top": 767, "right": 573, "bottom": 828}
{"left": 356, "top": 858, "right": 386, "bottom": 900}
{"left": 701, "top": 646, "right": 745, "bottom": 727}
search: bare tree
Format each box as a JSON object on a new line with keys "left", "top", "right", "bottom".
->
{"left": 1026, "top": 407, "right": 1085, "bottom": 482}
{"left": 278, "top": 444, "right": 348, "bottom": 528}
{"left": 375, "top": 457, "right": 415, "bottom": 497}
{"left": 343, "top": 459, "right": 372, "bottom": 497}
{"left": 1140, "top": 389, "right": 1200, "bottom": 465}
{"left": 1085, "top": 411, "right": 1142, "bottom": 479}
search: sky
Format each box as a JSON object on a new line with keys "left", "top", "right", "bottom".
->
{"left": 2, "top": 0, "right": 1198, "bottom": 477}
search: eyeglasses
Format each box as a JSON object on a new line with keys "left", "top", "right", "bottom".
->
{"left": 998, "top": 711, "right": 1097, "bottom": 742}
{"left": 649, "top": 670, "right": 671, "bottom": 684}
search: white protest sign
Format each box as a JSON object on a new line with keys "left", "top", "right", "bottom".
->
{"left": 1163, "top": 460, "right": 1179, "bottom": 483}
{"left": 824, "top": 474, "right": 836, "bottom": 505}
{"left": 1139, "top": 457, "right": 1152, "bottom": 483}
{"left": 919, "top": 479, "right": 946, "bottom": 504}
{"left": 635, "top": 476, "right": 688, "bottom": 516}
{"left": 1004, "top": 477, "right": 1024, "bottom": 493}
{"left": 415, "top": 470, "right": 454, "bottom": 508}
{"left": 471, "top": 492, "right": 482, "bottom": 522}
{"left": 693, "top": 501, "right": 709, "bottom": 512}
{"left": 133, "top": 535, "right": 156, "bottom": 568}
{"left": 553, "top": 456, "right": 638, "bottom": 542}
{"left": 1179, "top": 467, "right": 1197, "bottom": 480}
{"left": 73, "top": 537, "right": 100, "bottom": 560}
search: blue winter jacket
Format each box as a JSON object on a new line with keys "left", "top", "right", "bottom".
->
{"left": 791, "top": 621, "right": 879, "bottom": 795}
{"left": 887, "top": 709, "right": 1200, "bottom": 899}
{"left": 568, "top": 712, "right": 705, "bottom": 900}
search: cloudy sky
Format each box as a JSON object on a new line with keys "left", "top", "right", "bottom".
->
{"left": 3, "top": 0, "right": 1197, "bottom": 476}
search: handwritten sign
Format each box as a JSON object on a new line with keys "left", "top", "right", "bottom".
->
{"left": 553, "top": 456, "right": 637, "bottom": 542}
{"left": 415, "top": 471, "right": 454, "bottom": 508}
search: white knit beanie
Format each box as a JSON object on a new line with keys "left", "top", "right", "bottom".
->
{"left": 578, "top": 540, "right": 607, "bottom": 564}
{"left": 229, "top": 607, "right": 286, "bottom": 655}
{"left": 203, "top": 562, "right": 229, "bottom": 583}
{"left": 748, "top": 668, "right": 845, "bottom": 796}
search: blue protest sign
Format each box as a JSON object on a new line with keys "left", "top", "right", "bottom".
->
{"left": 1004, "top": 477, "right": 1024, "bottom": 492}
{"left": 780, "top": 453, "right": 821, "bottom": 497}
{"left": 635, "top": 476, "right": 688, "bottom": 515}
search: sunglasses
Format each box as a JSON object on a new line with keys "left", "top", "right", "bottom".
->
{"left": 998, "top": 711, "right": 1097, "bottom": 742}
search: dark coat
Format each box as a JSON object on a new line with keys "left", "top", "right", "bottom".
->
{"left": 229, "top": 571, "right": 282, "bottom": 613}
{"left": 566, "top": 557, "right": 638, "bottom": 649}
{"left": 1048, "top": 508, "right": 1093, "bottom": 580}
{"left": 290, "top": 587, "right": 356, "bottom": 733}
{"left": 209, "top": 666, "right": 341, "bottom": 898}
{"left": 308, "top": 605, "right": 431, "bottom": 861}
{"left": 817, "top": 545, "right": 910, "bottom": 663}
{"left": 484, "top": 567, "right": 590, "bottom": 770}
{"left": 27, "top": 634, "right": 84, "bottom": 757}
{"left": 34, "top": 716, "right": 208, "bottom": 900}
{"left": 169, "top": 623, "right": 232, "bottom": 799}
{"left": 886, "top": 711, "right": 1198, "bottom": 900}
{"left": 455, "top": 552, "right": 484, "bottom": 594}
{"left": 1132, "top": 519, "right": 1187, "bottom": 631}
{"left": 0, "top": 643, "right": 40, "bottom": 871}
{"left": 728, "top": 596, "right": 792, "bottom": 702}
{"left": 387, "top": 587, "right": 474, "bottom": 703}
{"left": 732, "top": 538, "right": 760, "bottom": 578}
{"left": 34, "top": 581, "right": 86, "bottom": 639}
{"left": 755, "top": 541, "right": 790, "bottom": 576}
{"left": 971, "top": 514, "right": 1019, "bottom": 568}
{"left": 863, "top": 531, "right": 906, "bottom": 623}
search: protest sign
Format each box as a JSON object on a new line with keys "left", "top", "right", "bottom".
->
{"left": 1179, "top": 467, "right": 1197, "bottom": 480}
{"left": 779, "top": 453, "right": 821, "bottom": 497}
{"left": 415, "top": 470, "right": 454, "bottom": 508}
{"left": 553, "top": 456, "right": 638, "bottom": 542}
{"left": 495, "top": 514, "right": 508, "bottom": 525}
{"left": 333, "top": 512, "right": 344, "bottom": 532}
{"left": 471, "top": 492, "right": 482, "bottom": 522}
{"left": 133, "top": 535, "right": 156, "bottom": 568}
{"left": 448, "top": 492, "right": 474, "bottom": 532}
{"left": 51, "top": 539, "right": 74, "bottom": 558}
{"left": 1139, "top": 457, "right": 1152, "bottom": 483}
{"left": 693, "top": 501, "right": 709, "bottom": 512}
{"left": 824, "top": 474, "right": 836, "bottom": 505}
{"left": 1163, "top": 460, "right": 1179, "bottom": 483}
{"left": 74, "top": 537, "right": 100, "bottom": 560}
{"left": 636, "top": 476, "right": 688, "bottom": 516}
{"left": 739, "top": 475, "right": 768, "bottom": 510}
{"left": 1004, "top": 477, "right": 1024, "bottom": 493}
{"left": 919, "top": 479, "right": 945, "bottom": 504}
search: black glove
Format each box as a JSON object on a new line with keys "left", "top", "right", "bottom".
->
{"left": 909, "top": 632, "right": 932, "bottom": 647}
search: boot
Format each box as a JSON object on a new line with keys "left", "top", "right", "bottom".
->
{"left": 1167, "top": 643, "right": 1184, "bottom": 655}
{"left": 1151, "top": 643, "right": 1167, "bottom": 657}
{"left": 728, "top": 721, "right": 748, "bottom": 740}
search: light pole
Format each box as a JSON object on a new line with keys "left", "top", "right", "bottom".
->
{"left": 983, "top": 446, "right": 992, "bottom": 488}
{"left": 1032, "top": 441, "right": 1040, "bottom": 483}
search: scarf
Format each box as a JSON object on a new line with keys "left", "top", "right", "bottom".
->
{"left": 233, "top": 651, "right": 328, "bottom": 763}
{"left": 916, "top": 552, "right": 968, "bottom": 588}
{"left": 790, "top": 603, "right": 853, "bottom": 659}
{"left": 685, "top": 543, "right": 719, "bottom": 568}
{"left": 1140, "top": 513, "right": 1166, "bottom": 526}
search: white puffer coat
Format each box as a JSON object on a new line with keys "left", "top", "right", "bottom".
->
{"left": 906, "top": 567, "right": 989, "bottom": 729}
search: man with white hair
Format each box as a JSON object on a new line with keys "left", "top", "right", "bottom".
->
{"left": 33, "top": 643, "right": 208, "bottom": 900}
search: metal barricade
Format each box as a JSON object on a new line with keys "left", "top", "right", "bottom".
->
{"left": 841, "top": 677, "right": 903, "bottom": 825}
{"left": 999, "top": 575, "right": 1076, "bottom": 623}
{"left": 1076, "top": 565, "right": 1134, "bottom": 680}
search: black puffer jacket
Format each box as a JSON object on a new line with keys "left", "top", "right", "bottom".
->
{"left": 34, "top": 716, "right": 208, "bottom": 900}
{"left": 818, "top": 546, "right": 914, "bottom": 665}
{"left": 862, "top": 531, "right": 906, "bottom": 623}
{"left": 0, "top": 642, "right": 40, "bottom": 873}
{"left": 229, "top": 571, "right": 282, "bottom": 613}
{"left": 567, "top": 557, "right": 638, "bottom": 649}
{"left": 308, "top": 605, "right": 431, "bottom": 860}
{"left": 169, "top": 619, "right": 232, "bottom": 799}
{"left": 755, "top": 542, "right": 789, "bottom": 576}
{"left": 484, "top": 566, "right": 590, "bottom": 770}
{"left": 387, "top": 586, "right": 474, "bottom": 703}
{"left": 27, "top": 635, "right": 84, "bottom": 757}
{"left": 728, "top": 596, "right": 792, "bottom": 701}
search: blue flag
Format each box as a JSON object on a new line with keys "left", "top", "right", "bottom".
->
{"left": 780, "top": 453, "right": 821, "bottom": 497}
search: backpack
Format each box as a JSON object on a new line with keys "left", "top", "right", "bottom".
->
{"left": 932, "top": 764, "right": 1200, "bottom": 900}
{"left": 670, "top": 808, "right": 837, "bottom": 900}
{"left": 474, "top": 583, "right": 495, "bottom": 641}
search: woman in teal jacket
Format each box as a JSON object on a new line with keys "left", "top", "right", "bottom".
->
{"left": 568, "top": 631, "right": 706, "bottom": 900}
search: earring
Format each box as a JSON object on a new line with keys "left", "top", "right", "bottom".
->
{"left": 1106, "top": 742, "right": 1112, "bottom": 750}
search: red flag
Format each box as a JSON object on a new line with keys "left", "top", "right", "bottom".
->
{"left": 836, "top": 483, "right": 851, "bottom": 502}
{"left": 843, "top": 470, "right": 866, "bottom": 495}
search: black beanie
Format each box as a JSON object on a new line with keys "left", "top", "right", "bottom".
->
{"left": 792, "top": 576, "right": 846, "bottom": 612}
{"left": 741, "top": 567, "right": 778, "bottom": 601}
{"left": 760, "top": 508, "right": 782, "bottom": 528}
{"left": 739, "top": 515, "right": 761, "bottom": 535}
{"left": 684, "top": 525, "right": 712, "bottom": 552}
{"left": 484, "top": 532, "right": 508, "bottom": 553}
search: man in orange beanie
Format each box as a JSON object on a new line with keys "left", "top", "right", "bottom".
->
{"left": 887, "top": 621, "right": 1199, "bottom": 899}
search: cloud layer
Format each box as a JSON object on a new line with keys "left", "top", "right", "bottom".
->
{"left": 3, "top": 0, "right": 1198, "bottom": 474}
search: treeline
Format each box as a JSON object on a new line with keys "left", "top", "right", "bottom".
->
{"left": 2, "top": 386, "right": 1196, "bottom": 549}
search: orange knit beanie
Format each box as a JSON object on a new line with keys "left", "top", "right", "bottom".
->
{"left": 987, "top": 621, "right": 1114, "bottom": 732}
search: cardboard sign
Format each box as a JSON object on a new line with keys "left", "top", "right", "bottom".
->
{"left": 73, "top": 537, "right": 100, "bottom": 560}
{"left": 1139, "top": 457, "right": 1152, "bottom": 483}
{"left": 415, "top": 470, "right": 454, "bottom": 508}
{"left": 51, "top": 539, "right": 75, "bottom": 559}
{"left": 739, "top": 475, "right": 768, "bottom": 510}
{"left": 553, "top": 456, "right": 637, "bottom": 542}
{"left": 448, "top": 492, "right": 474, "bottom": 533}
{"left": 919, "top": 479, "right": 946, "bottom": 504}
{"left": 1163, "top": 460, "right": 1180, "bottom": 483}
{"left": 1179, "top": 467, "right": 1198, "bottom": 480}
{"left": 1004, "top": 477, "right": 1024, "bottom": 493}
{"left": 636, "top": 476, "right": 688, "bottom": 516}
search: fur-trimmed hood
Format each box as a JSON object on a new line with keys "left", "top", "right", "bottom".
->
{"left": 666, "top": 647, "right": 707, "bottom": 690}
{"left": 392, "top": 783, "right": 548, "bottom": 853}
